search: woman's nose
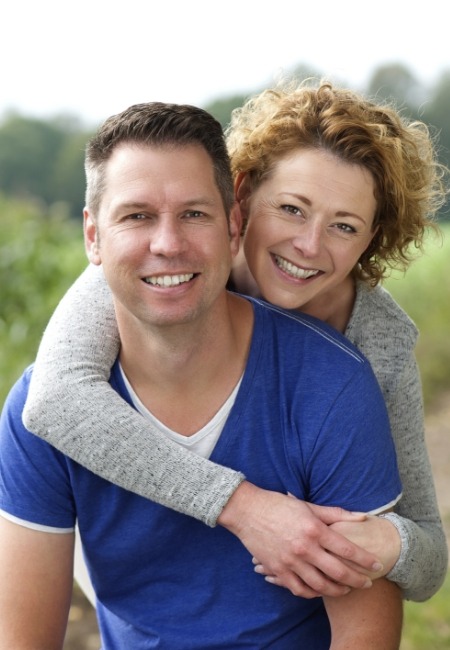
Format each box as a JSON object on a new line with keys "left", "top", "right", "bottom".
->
{"left": 291, "top": 221, "right": 323, "bottom": 258}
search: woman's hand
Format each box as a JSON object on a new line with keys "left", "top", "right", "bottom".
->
{"left": 251, "top": 509, "right": 401, "bottom": 596}
{"left": 328, "top": 514, "right": 401, "bottom": 578}
{"left": 218, "top": 482, "right": 385, "bottom": 598}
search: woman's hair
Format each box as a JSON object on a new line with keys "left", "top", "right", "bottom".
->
{"left": 226, "top": 80, "right": 448, "bottom": 284}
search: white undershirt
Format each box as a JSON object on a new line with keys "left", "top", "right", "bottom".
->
{"left": 119, "top": 364, "right": 243, "bottom": 459}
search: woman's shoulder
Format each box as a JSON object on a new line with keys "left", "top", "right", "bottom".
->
{"left": 346, "top": 282, "right": 418, "bottom": 379}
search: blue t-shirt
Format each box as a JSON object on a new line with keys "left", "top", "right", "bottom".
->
{"left": 0, "top": 299, "right": 401, "bottom": 649}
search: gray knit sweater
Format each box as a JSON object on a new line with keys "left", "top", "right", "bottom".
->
{"left": 22, "top": 264, "right": 448, "bottom": 602}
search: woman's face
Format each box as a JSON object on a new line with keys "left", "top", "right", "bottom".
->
{"left": 242, "top": 149, "right": 377, "bottom": 314}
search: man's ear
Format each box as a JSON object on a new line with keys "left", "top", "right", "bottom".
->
{"left": 83, "top": 208, "right": 101, "bottom": 265}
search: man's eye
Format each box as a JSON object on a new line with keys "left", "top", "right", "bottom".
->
{"left": 129, "top": 213, "right": 147, "bottom": 220}
{"left": 185, "top": 210, "right": 204, "bottom": 218}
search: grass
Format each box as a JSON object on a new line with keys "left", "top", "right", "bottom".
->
{"left": 401, "top": 574, "right": 450, "bottom": 649}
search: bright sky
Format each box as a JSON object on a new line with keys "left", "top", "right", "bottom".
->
{"left": 3, "top": 0, "right": 449, "bottom": 127}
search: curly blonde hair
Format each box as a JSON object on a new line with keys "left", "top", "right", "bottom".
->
{"left": 226, "top": 81, "right": 448, "bottom": 284}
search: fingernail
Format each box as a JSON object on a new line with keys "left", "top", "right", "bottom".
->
{"left": 372, "top": 562, "right": 383, "bottom": 571}
{"left": 363, "top": 579, "right": 373, "bottom": 589}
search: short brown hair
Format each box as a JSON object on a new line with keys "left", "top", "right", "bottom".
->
{"left": 85, "top": 102, "right": 234, "bottom": 219}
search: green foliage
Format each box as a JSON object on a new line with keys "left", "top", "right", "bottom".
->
{"left": 205, "top": 94, "right": 250, "bottom": 129}
{"left": 366, "top": 63, "right": 424, "bottom": 110}
{"left": 423, "top": 72, "right": 450, "bottom": 176}
{"left": 0, "top": 193, "right": 86, "bottom": 406}
{"left": 384, "top": 223, "right": 450, "bottom": 409}
{"left": 0, "top": 113, "right": 91, "bottom": 219}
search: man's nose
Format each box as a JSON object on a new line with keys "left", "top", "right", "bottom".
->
{"left": 149, "top": 217, "right": 186, "bottom": 256}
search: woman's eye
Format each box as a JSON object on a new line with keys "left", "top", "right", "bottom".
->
{"left": 281, "top": 204, "right": 302, "bottom": 216}
{"left": 334, "top": 223, "right": 356, "bottom": 234}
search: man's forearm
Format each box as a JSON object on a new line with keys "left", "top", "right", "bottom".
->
{"left": 325, "top": 578, "right": 403, "bottom": 649}
{"left": 0, "top": 517, "right": 74, "bottom": 650}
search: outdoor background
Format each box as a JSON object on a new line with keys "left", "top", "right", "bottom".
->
{"left": 1, "top": 1, "right": 449, "bottom": 647}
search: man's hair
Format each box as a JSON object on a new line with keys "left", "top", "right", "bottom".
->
{"left": 226, "top": 80, "right": 449, "bottom": 284}
{"left": 85, "top": 102, "right": 234, "bottom": 218}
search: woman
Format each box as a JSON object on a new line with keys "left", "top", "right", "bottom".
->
{"left": 23, "top": 81, "right": 448, "bottom": 601}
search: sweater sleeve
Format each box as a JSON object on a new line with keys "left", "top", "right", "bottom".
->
{"left": 382, "top": 354, "right": 448, "bottom": 601}
{"left": 22, "top": 264, "right": 245, "bottom": 527}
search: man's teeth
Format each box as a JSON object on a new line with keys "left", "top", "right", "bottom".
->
{"left": 274, "top": 255, "right": 319, "bottom": 279}
{"left": 144, "top": 273, "right": 194, "bottom": 287}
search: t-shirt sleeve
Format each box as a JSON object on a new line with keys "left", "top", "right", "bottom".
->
{"left": 301, "top": 360, "right": 402, "bottom": 512}
{"left": 0, "top": 368, "right": 76, "bottom": 529}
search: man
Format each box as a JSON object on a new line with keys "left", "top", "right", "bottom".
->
{"left": 0, "top": 102, "right": 402, "bottom": 648}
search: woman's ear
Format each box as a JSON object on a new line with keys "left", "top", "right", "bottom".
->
{"left": 234, "top": 172, "right": 252, "bottom": 235}
{"left": 235, "top": 172, "right": 251, "bottom": 203}
{"left": 228, "top": 203, "right": 242, "bottom": 257}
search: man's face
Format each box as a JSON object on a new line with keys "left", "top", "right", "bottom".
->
{"left": 84, "top": 143, "right": 240, "bottom": 331}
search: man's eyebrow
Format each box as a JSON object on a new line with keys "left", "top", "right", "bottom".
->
{"left": 116, "top": 202, "right": 151, "bottom": 212}
{"left": 116, "top": 197, "right": 219, "bottom": 212}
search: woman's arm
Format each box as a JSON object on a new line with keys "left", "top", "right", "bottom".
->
{"left": 22, "top": 264, "right": 245, "bottom": 526}
{"left": 383, "top": 355, "right": 448, "bottom": 601}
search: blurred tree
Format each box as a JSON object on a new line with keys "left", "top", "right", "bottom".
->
{"left": 0, "top": 113, "right": 91, "bottom": 219}
{"left": 0, "top": 193, "right": 86, "bottom": 405}
{"left": 422, "top": 71, "right": 450, "bottom": 164}
{"left": 205, "top": 94, "right": 249, "bottom": 129}
{"left": 0, "top": 113, "right": 64, "bottom": 201}
{"left": 366, "top": 63, "right": 425, "bottom": 113}
{"left": 52, "top": 129, "right": 92, "bottom": 219}
{"left": 419, "top": 72, "right": 450, "bottom": 222}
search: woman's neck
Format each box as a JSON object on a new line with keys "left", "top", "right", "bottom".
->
{"left": 299, "top": 277, "right": 356, "bottom": 334}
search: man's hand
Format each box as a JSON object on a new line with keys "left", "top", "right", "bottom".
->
{"left": 217, "top": 482, "right": 384, "bottom": 598}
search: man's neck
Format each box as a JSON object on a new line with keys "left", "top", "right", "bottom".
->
{"left": 117, "top": 293, "right": 254, "bottom": 435}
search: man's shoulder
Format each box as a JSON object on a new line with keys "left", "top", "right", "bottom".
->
{"left": 1, "top": 365, "right": 34, "bottom": 417}
{"left": 250, "top": 298, "right": 366, "bottom": 365}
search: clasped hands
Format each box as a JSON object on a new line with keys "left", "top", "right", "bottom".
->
{"left": 218, "top": 483, "right": 401, "bottom": 598}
